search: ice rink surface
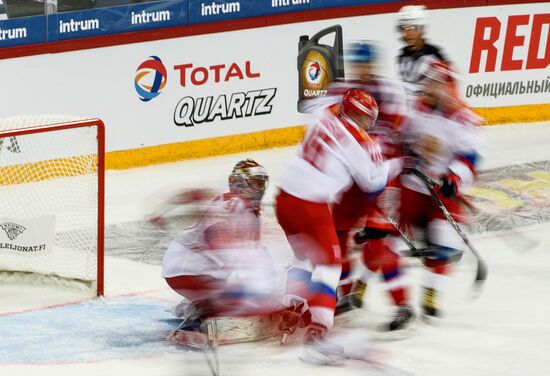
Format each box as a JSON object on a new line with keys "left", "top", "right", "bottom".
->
{"left": 2, "top": 122, "right": 550, "bottom": 376}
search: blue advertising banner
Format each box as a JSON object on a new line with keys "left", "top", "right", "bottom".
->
{"left": 189, "top": 0, "right": 261, "bottom": 24}
{"left": 263, "top": 0, "right": 311, "bottom": 15}
{"left": 0, "top": 16, "right": 46, "bottom": 48}
{"left": 48, "top": 0, "right": 188, "bottom": 42}
{"left": 0, "top": 0, "right": 408, "bottom": 49}
{"left": 310, "top": 0, "right": 396, "bottom": 10}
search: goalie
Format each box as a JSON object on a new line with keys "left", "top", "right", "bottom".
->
{"left": 148, "top": 159, "right": 281, "bottom": 347}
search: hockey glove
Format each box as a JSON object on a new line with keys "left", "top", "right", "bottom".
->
{"left": 438, "top": 173, "right": 461, "bottom": 198}
{"left": 278, "top": 297, "right": 311, "bottom": 335}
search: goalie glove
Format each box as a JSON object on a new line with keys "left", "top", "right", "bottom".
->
{"left": 438, "top": 173, "right": 461, "bottom": 198}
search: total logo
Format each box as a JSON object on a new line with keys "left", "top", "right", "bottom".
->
{"left": 133, "top": 57, "right": 276, "bottom": 127}
{"left": 306, "top": 61, "right": 322, "bottom": 84}
{"left": 134, "top": 56, "right": 168, "bottom": 102}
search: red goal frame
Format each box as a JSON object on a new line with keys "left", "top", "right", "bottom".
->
{"left": 0, "top": 118, "right": 105, "bottom": 296}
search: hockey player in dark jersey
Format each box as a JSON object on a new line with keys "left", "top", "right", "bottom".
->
{"left": 396, "top": 5, "right": 450, "bottom": 101}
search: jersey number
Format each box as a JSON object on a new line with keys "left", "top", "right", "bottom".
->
{"left": 302, "top": 127, "right": 332, "bottom": 171}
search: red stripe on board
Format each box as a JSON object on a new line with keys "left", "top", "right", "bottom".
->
{"left": 485, "top": 0, "right": 549, "bottom": 4}
{"left": 0, "top": 0, "right": 546, "bottom": 59}
{"left": 265, "top": 0, "right": 487, "bottom": 27}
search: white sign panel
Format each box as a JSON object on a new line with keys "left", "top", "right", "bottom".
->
{"left": 0, "top": 215, "right": 56, "bottom": 256}
{"left": 428, "top": 5, "right": 550, "bottom": 108}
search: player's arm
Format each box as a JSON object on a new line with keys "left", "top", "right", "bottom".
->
{"left": 441, "top": 114, "right": 484, "bottom": 197}
{"left": 374, "top": 80, "right": 408, "bottom": 157}
{"left": 146, "top": 188, "right": 216, "bottom": 228}
{"left": 342, "top": 134, "right": 403, "bottom": 194}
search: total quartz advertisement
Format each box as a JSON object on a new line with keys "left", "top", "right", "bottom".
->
{"left": 0, "top": 2, "right": 547, "bottom": 155}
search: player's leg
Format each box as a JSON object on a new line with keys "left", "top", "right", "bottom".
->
{"left": 422, "top": 198, "right": 465, "bottom": 318}
{"left": 163, "top": 274, "right": 225, "bottom": 347}
{"left": 274, "top": 190, "right": 316, "bottom": 335}
{"left": 275, "top": 189, "right": 343, "bottom": 356}
{"left": 351, "top": 197, "right": 400, "bottom": 308}
{"left": 361, "top": 235, "right": 414, "bottom": 330}
{"left": 374, "top": 184, "right": 428, "bottom": 330}
{"left": 299, "top": 204, "right": 344, "bottom": 360}
{"left": 166, "top": 268, "right": 282, "bottom": 347}
{"left": 332, "top": 183, "right": 371, "bottom": 314}
{"left": 165, "top": 274, "right": 224, "bottom": 317}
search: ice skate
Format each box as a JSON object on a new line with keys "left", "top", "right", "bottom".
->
{"left": 385, "top": 305, "right": 414, "bottom": 332}
{"left": 335, "top": 281, "right": 367, "bottom": 316}
{"left": 421, "top": 287, "right": 442, "bottom": 323}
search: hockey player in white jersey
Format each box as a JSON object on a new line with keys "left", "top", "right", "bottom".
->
{"left": 392, "top": 61, "right": 484, "bottom": 318}
{"left": 150, "top": 159, "right": 280, "bottom": 345}
{"left": 396, "top": 5, "right": 450, "bottom": 101}
{"left": 318, "top": 42, "right": 412, "bottom": 325}
{"left": 275, "top": 88, "right": 404, "bottom": 362}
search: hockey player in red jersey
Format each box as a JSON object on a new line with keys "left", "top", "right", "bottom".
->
{"left": 149, "top": 159, "right": 279, "bottom": 344}
{"left": 396, "top": 5, "right": 450, "bottom": 101}
{"left": 315, "top": 42, "right": 413, "bottom": 330}
{"left": 275, "top": 88, "right": 404, "bottom": 361}
{"left": 392, "top": 61, "right": 484, "bottom": 318}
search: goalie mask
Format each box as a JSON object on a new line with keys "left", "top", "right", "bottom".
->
{"left": 228, "top": 159, "right": 269, "bottom": 205}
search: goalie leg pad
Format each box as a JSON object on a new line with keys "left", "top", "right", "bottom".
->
{"left": 166, "top": 328, "right": 208, "bottom": 348}
{"left": 209, "top": 315, "right": 279, "bottom": 345}
{"left": 167, "top": 315, "right": 279, "bottom": 347}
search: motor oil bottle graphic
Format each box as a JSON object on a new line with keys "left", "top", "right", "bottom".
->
{"left": 297, "top": 25, "right": 345, "bottom": 113}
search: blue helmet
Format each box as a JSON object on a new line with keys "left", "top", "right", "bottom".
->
{"left": 346, "top": 42, "right": 377, "bottom": 64}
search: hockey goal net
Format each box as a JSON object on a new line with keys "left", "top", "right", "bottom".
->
{"left": 0, "top": 115, "right": 104, "bottom": 296}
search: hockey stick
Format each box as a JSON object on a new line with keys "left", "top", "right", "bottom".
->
{"left": 412, "top": 169, "right": 488, "bottom": 290}
{"left": 203, "top": 319, "right": 221, "bottom": 376}
{"left": 203, "top": 345, "right": 220, "bottom": 376}
{"left": 369, "top": 204, "right": 441, "bottom": 258}
{"left": 373, "top": 207, "right": 425, "bottom": 258}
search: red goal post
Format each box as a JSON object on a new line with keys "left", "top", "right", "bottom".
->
{"left": 0, "top": 115, "right": 105, "bottom": 296}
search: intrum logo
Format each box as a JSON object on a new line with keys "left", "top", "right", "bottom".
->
{"left": 0, "top": 222, "right": 26, "bottom": 241}
{"left": 306, "top": 61, "right": 321, "bottom": 83}
{"left": 135, "top": 56, "right": 168, "bottom": 102}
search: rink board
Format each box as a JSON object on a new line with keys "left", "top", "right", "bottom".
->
{"left": 1, "top": 2, "right": 549, "bottom": 169}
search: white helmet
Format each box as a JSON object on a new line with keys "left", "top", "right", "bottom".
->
{"left": 396, "top": 5, "right": 427, "bottom": 29}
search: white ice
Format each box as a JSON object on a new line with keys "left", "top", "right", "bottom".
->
{"left": 1, "top": 122, "right": 550, "bottom": 376}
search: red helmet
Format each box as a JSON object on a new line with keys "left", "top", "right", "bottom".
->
{"left": 339, "top": 89, "right": 379, "bottom": 129}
